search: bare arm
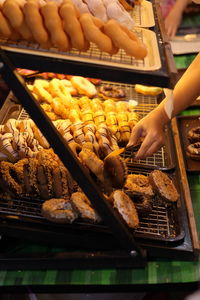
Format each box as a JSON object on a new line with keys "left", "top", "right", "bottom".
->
{"left": 164, "top": 0, "right": 191, "bottom": 38}
{"left": 127, "top": 52, "right": 200, "bottom": 159}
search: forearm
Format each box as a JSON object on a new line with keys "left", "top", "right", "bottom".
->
{"left": 172, "top": 0, "right": 191, "bottom": 14}
{"left": 152, "top": 52, "right": 200, "bottom": 125}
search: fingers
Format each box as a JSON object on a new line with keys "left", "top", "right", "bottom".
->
{"left": 126, "top": 124, "right": 144, "bottom": 149}
{"left": 135, "top": 136, "right": 164, "bottom": 159}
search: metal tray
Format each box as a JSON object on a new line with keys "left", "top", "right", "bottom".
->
{"left": 131, "top": 0, "right": 155, "bottom": 28}
{"left": 0, "top": 168, "right": 185, "bottom": 246}
{"left": 176, "top": 115, "right": 200, "bottom": 173}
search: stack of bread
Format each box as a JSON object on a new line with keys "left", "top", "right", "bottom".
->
{"left": 0, "top": 0, "right": 147, "bottom": 58}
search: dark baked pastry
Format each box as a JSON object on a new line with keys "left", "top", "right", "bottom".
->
{"left": 103, "top": 155, "right": 128, "bottom": 189}
{"left": 124, "top": 174, "right": 154, "bottom": 197}
{"left": 187, "top": 142, "right": 200, "bottom": 160}
{"left": 98, "top": 84, "right": 126, "bottom": 101}
{"left": 109, "top": 190, "right": 139, "bottom": 229}
{"left": 149, "top": 170, "right": 179, "bottom": 204}
{"left": 188, "top": 126, "right": 200, "bottom": 143}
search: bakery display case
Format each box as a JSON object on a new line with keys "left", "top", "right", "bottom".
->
{"left": 0, "top": 0, "right": 198, "bottom": 269}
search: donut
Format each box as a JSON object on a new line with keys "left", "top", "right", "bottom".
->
{"left": 70, "top": 191, "right": 101, "bottom": 223}
{"left": 79, "top": 13, "right": 118, "bottom": 55}
{"left": 23, "top": 0, "right": 50, "bottom": 47}
{"left": 98, "top": 84, "right": 126, "bottom": 100}
{"left": 104, "top": 19, "right": 147, "bottom": 59}
{"left": 41, "top": 1, "right": 70, "bottom": 51}
{"left": 70, "top": 76, "right": 97, "bottom": 98}
{"left": 33, "top": 79, "right": 53, "bottom": 104}
{"left": 103, "top": 155, "right": 128, "bottom": 188}
{"left": 187, "top": 126, "right": 200, "bottom": 143}
{"left": 59, "top": 2, "right": 89, "bottom": 51}
{"left": 187, "top": 142, "right": 200, "bottom": 160}
{"left": 109, "top": 190, "right": 139, "bottom": 229}
{"left": 41, "top": 198, "right": 78, "bottom": 224}
{"left": 149, "top": 170, "right": 179, "bottom": 204}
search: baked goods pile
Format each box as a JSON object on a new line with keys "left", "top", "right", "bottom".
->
{"left": 0, "top": 0, "right": 147, "bottom": 58}
{"left": 26, "top": 77, "right": 140, "bottom": 148}
{"left": 0, "top": 140, "right": 179, "bottom": 229}
{"left": 186, "top": 126, "right": 200, "bottom": 160}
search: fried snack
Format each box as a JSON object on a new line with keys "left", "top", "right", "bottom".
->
{"left": 60, "top": 2, "right": 89, "bottom": 51}
{"left": 187, "top": 142, "right": 200, "bottom": 160}
{"left": 103, "top": 155, "right": 127, "bottom": 188}
{"left": 83, "top": 124, "right": 100, "bottom": 155}
{"left": 79, "top": 13, "right": 118, "bottom": 55}
{"left": 78, "top": 146, "right": 104, "bottom": 182}
{"left": 41, "top": 1, "right": 70, "bottom": 51}
{"left": 98, "top": 84, "right": 126, "bottom": 101}
{"left": 96, "top": 123, "right": 114, "bottom": 157}
{"left": 116, "top": 111, "right": 131, "bottom": 145}
{"left": 70, "top": 122, "right": 85, "bottom": 145}
{"left": 188, "top": 126, "right": 200, "bottom": 143}
{"left": 132, "top": 195, "right": 153, "bottom": 216}
{"left": 48, "top": 78, "right": 73, "bottom": 106}
{"left": 2, "top": 0, "right": 23, "bottom": 28}
{"left": 41, "top": 198, "right": 78, "bottom": 224}
{"left": 124, "top": 174, "right": 154, "bottom": 197}
{"left": 103, "top": 99, "right": 116, "bottom": 113}
{"left": 32, "top": 124, "right": 50, "bottom": 149}
{"left": 104, "top": 19, "right": 147, "bottom": 59}
{"left": 0, "top": 9, "right": 13, "bottom": 38}
{"left": 33, "top": 79, "right": 53, "bottom": 104}
{"left": 93, "top": 110, "right": 106, "bottom": 126}
{"left": 52, "top": 165, "right": 70, "bottom": 198}
{"left": 70, "top": 76, "right": 97, "bottom": 98}
{"left": 0, "top": 161, "right": 23, "bottom": 196}
{"left": 109, "top": 190, "right": 139, "bottom": 228}
{"left": 149, "top": 170, "right": 179, "bottom": 204}
{"left": 71, "top": 191, "right": 101, "bottom": 223}
{"left": 134, "top": 84, "right": 163, "bottom": 96}
{"left": 23, "top": 158, "right": 39, "bottom": 196}
{"left": 128, "top": 111, "right": 140, "bottom": 128}
{"left": 23, "top": 0, "right": 50, "bottom": 47}
{"left": 71, "top": 0, "right": 90, "bottom": 13}
{"left": 4, "top": 118, "right": 21, "bottom": 135}
{"left": 60, "top": 79, "right": 78, "bottom": 96}
{"left": 51, "top": 98, "right": 69, "bottom": 119}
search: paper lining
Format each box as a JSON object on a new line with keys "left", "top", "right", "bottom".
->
{"left": 163, "top": 88, "right": 174, "bottom": 120}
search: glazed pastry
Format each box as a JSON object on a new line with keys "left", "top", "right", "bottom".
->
{"left": 187, "top": 142, "right": 200, "bottom": 160}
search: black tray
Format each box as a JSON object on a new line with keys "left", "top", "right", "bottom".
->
{"left": 176, "top": 115, "right": 200, "bottom": 173}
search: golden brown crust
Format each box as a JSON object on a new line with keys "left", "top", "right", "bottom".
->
{"left": 103, "top": 155, "right": 127, "bottom": 188}
{"left": 41, "top": 198, "right": 78, "bottom": 224}
{"left": 148, "top": 170, "right": 179, "bottom": 203}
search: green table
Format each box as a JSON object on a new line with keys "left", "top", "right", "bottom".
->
{"left": 0, "top": 109, "right": 199, "bottom": 294}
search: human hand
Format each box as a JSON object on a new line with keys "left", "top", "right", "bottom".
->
{"left": 164, "top": 9, "right": 183, "bottom": 38}
{"left": 126, "top": 110, "right": 167, "bottom": 159}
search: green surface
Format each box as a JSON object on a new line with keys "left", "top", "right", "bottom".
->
{"left": 0, "top": 109, "right": 199, "bottom": 288}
